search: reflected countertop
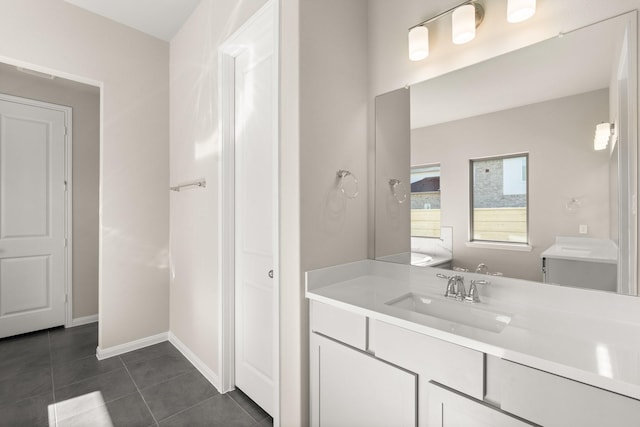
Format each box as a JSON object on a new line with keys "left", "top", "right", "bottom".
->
{"left": 541, "top": 236, "right": 618, "bottom": 264}
{"left": 305, "top": 259, "right": 640, "bottom": 400}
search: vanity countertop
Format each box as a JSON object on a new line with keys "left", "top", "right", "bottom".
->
{"left": 305, "top": 259, "right": 640, "bottom": 400}
{"left": 541, "top": 236, "right": 618, "bottom": 264}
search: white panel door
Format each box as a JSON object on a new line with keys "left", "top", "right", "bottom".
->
{"left": 234, "top": 6, "right": 276, "bottom": 416}
{"left": 0, "top": 96, "right": 67, "bottom": 338}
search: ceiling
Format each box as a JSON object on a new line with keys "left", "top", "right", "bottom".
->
{"left": 64, "top": 0, "right": 202, "bottom": 41}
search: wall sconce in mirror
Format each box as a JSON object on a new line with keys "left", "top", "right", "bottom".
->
{"left": 389, "top": 179, "right": 408, "bottom": 204}
{"left": 337, "top": 169, "right": 359, "bottom": 199}
{"left": 594, "top": 122, "right": 614, "bottom": 150}
{"left": 408, "top": 0, "right": 536, "bottom": 61}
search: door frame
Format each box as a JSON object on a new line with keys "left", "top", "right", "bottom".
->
{"left": 218, "top": 0, "right": 280, "bottom": 423}
{"left": 0, "top": 92, "right": 73, "bottom": 328}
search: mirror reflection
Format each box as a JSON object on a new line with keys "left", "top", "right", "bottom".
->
{"left": 374, "top": 12, "right": 638, "bottom": 296}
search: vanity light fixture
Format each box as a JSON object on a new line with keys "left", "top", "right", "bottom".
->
{"left": 408, "top": 0, "right": 484, "bottom": 61}
{"left": 408, "top": 26, "right": 430, "bottom": 61}
{"left": 507, "top": 0, "right": 536, "bottom": 24}
{"left": 594, "top": 122, "right": 614, "bottom": 151}
{"left": 452, "top": 4, "right": 478, "bottom": 44}
{"left": 409, "top": 0, "right": 537, "bottom": 61}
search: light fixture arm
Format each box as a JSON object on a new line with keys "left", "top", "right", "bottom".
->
{"left": 409, "top": 0, "right": 484, "bottom": 31}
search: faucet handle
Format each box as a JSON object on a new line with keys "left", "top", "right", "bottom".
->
{"left": 454, "top": 276, "right": 466, "bottom": 301}
{"left": 465, "top": 279, "right": 488, "bottom": 303}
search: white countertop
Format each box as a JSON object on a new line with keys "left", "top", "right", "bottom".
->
{"left": 305, "top": 259, "right": 640, "bottom": 400}
{"left": 541, "top": 236, "right": 618, "bottom": 264}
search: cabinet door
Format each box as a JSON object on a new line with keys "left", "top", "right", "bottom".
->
{"left": 428, "top": 382, "right": 534, "bottom": 427}
{"left": 310, "top": 333, "right": 417, "bottom": 427}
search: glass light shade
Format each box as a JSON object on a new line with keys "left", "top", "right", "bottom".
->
{"left": 507, "top": 0, "right": 536, "bottom": 23}
{"left": 452, "top": 4, "right": 476, "bottom": 45}
{"left": 408, "top": 26, "right": 429, "bottom": 61}
{"left": 594, "top": 123, "right": 612, "bottom": 150}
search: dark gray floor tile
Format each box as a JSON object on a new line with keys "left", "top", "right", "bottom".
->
{"left": 0, "top": 393, "right": 54, "bottom": 427}
{"left": 0, "top": 331, "right": 51, "bottom": 382}
{"left": 120, "top": 341, "right": 180, "bottom": 366}
{"left": 159, "top": 394, "right": 256, "bottom": 427}
{"left": 57, "top": 392, "right": 155, "bottom": 427}
{"left": 54, "top": 368, "right": 138, "bottom": 421}
{"left": 0, "top": 366, "right": 52, "bottom": 405}
{"left": 141, "top": 370, "right": 219, "bottom": 421}
{"left": 126, "top": 352, "right": 195, "bottom": 389}
{"left": 229, "top": 388, "right": 269, "bottom": 423}
{"left": 0, "top": 349, "right": 51, "bottom": 382}
{"left": 48, "top": 323, "right": 97, "bottom": 341}
{"left": 0, "top": 330, "right": 50, "bottom": 362}
{"left": 53, "top": 354, "right": 124, "bottom": 388}
{"left": 50, "top": 326, "right": 98, "bottom": 365}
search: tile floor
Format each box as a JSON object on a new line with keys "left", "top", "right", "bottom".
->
{"left": 0, "top": 323, "right": 273, "bottom": 426}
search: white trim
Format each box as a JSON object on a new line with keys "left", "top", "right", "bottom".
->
{"left": 465, "top": 241, "right": 533, "bottom": 252}
{"left": 96, "top": 331, "right": 168, "bottom": 360}
{"left": 169, "top": 332, "right": 221, "bottom": 393}
{"left": 218, "top": 1, "right": 280, "bottom": 424}
{"left": 70, "top": 314, "right": 98, "bottom": 327}
{"left": 0, "top": 93, "right": 73, "bottom": 330}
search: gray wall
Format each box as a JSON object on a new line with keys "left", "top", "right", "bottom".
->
{"left": 0, "top": 63, "right": 99, "bottom": 320}
{"left": 412, "top": 89, "right": 610, "bottom": 281}
{"left": 375, "top": 88, "right": 410, "bottom": 257}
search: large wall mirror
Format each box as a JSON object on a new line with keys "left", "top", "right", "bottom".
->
{"left": 374, "top": 11, "right": 639, "bottom": 296}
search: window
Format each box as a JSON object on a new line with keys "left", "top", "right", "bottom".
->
{"left": 411, "top": 164, "right": 441, "bottom": 238}
{"left": 470, "top": 154, "right": 528, "bottom": 244}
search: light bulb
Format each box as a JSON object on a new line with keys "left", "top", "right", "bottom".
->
{"left": 507, "top": 0, "right": 536, "bottom": 23}
{"left": 452, "top": 4, "right": 476, "bottom": 45}
{"left": 408, "top": 26, "right": 429, "bottom": 61}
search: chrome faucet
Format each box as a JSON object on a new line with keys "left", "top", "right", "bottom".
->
{"left": 444, "top": 275, "right": 465, "bottom": 300}
{"left": 454, "top": 276, "right": 466, "bottom": 301}
{"left": 465, "top": 279, "right": 490, "bottom": 303}
{"left": 475, "top": 263, "right": 488, "bottom": 274}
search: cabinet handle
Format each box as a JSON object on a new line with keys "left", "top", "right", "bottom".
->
{"left": 268, "top": 270, "right": 274, "bottom": 279}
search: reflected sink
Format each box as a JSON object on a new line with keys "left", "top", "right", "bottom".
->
{"left": 386, "top": 292, "right": 512, "bottom": 333}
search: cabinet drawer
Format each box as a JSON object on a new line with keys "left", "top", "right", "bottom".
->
{"left": 428, "top": 382, "right": 534, "bottom": 427}
{"left": 501, "top": 360, "right": 640, "bottom": 427}
{"left": 310, "top": 300, "right": 367, "bottom": 350}
{"left": 372, "top": 320, "right": 484, "bottom": 399}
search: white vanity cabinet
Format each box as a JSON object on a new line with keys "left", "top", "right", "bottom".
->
{"left": 428, "top": 382, "right": 534, "bottom": 427}
{"left": 308, "top": 299, "right": 640, "bottom": 427}
{"left": 309, "top": 301, "right": 417, "bottom": 427}
{"left": 310, "top": 333, "right": 417, "bottom": 427}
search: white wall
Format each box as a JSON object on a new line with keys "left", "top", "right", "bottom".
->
{"left": 0, "top": 0, "right": 170, "bottom": 349}
{"left": 0, "top": 64, "right": 100, "bottom": 319}
{"left": 297, "top": 0, "right": 370, "bottom": 424}
{"left": 412, "top": 89, "right": 610, "bottom": 281}
{"left": 168, "top": 0, "right": 266, "bottom": 388}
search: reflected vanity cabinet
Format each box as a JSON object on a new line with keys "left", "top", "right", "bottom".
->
{"left": 309, "top": 300, "right": 640, "bottom": 427}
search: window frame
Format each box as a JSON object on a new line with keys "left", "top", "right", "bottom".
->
{"left": 410, "top": 163, "right": 441, "bottom": 239}
{"left": 469, "top": 153, "right": 529, "bottom": 245}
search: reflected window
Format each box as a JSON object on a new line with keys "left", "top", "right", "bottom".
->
{"left": 471, "top": 154, "right": 528, "bottom": 243}
{"left": 411, "top": 164, "right": 441, "bottom": 238}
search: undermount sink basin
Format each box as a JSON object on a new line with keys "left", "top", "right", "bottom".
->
{"left": 386, "top": 292, "right": 512, "bottom": 333}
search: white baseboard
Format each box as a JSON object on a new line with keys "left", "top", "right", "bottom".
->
{"left": 96, "top": 332, "right": 168, "bottom": 360}
{"left": 168, "top": 332, "right": 221, "bottom": 392}
{"left": 70, "top": 314, "right": 98, "bottom": 327}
